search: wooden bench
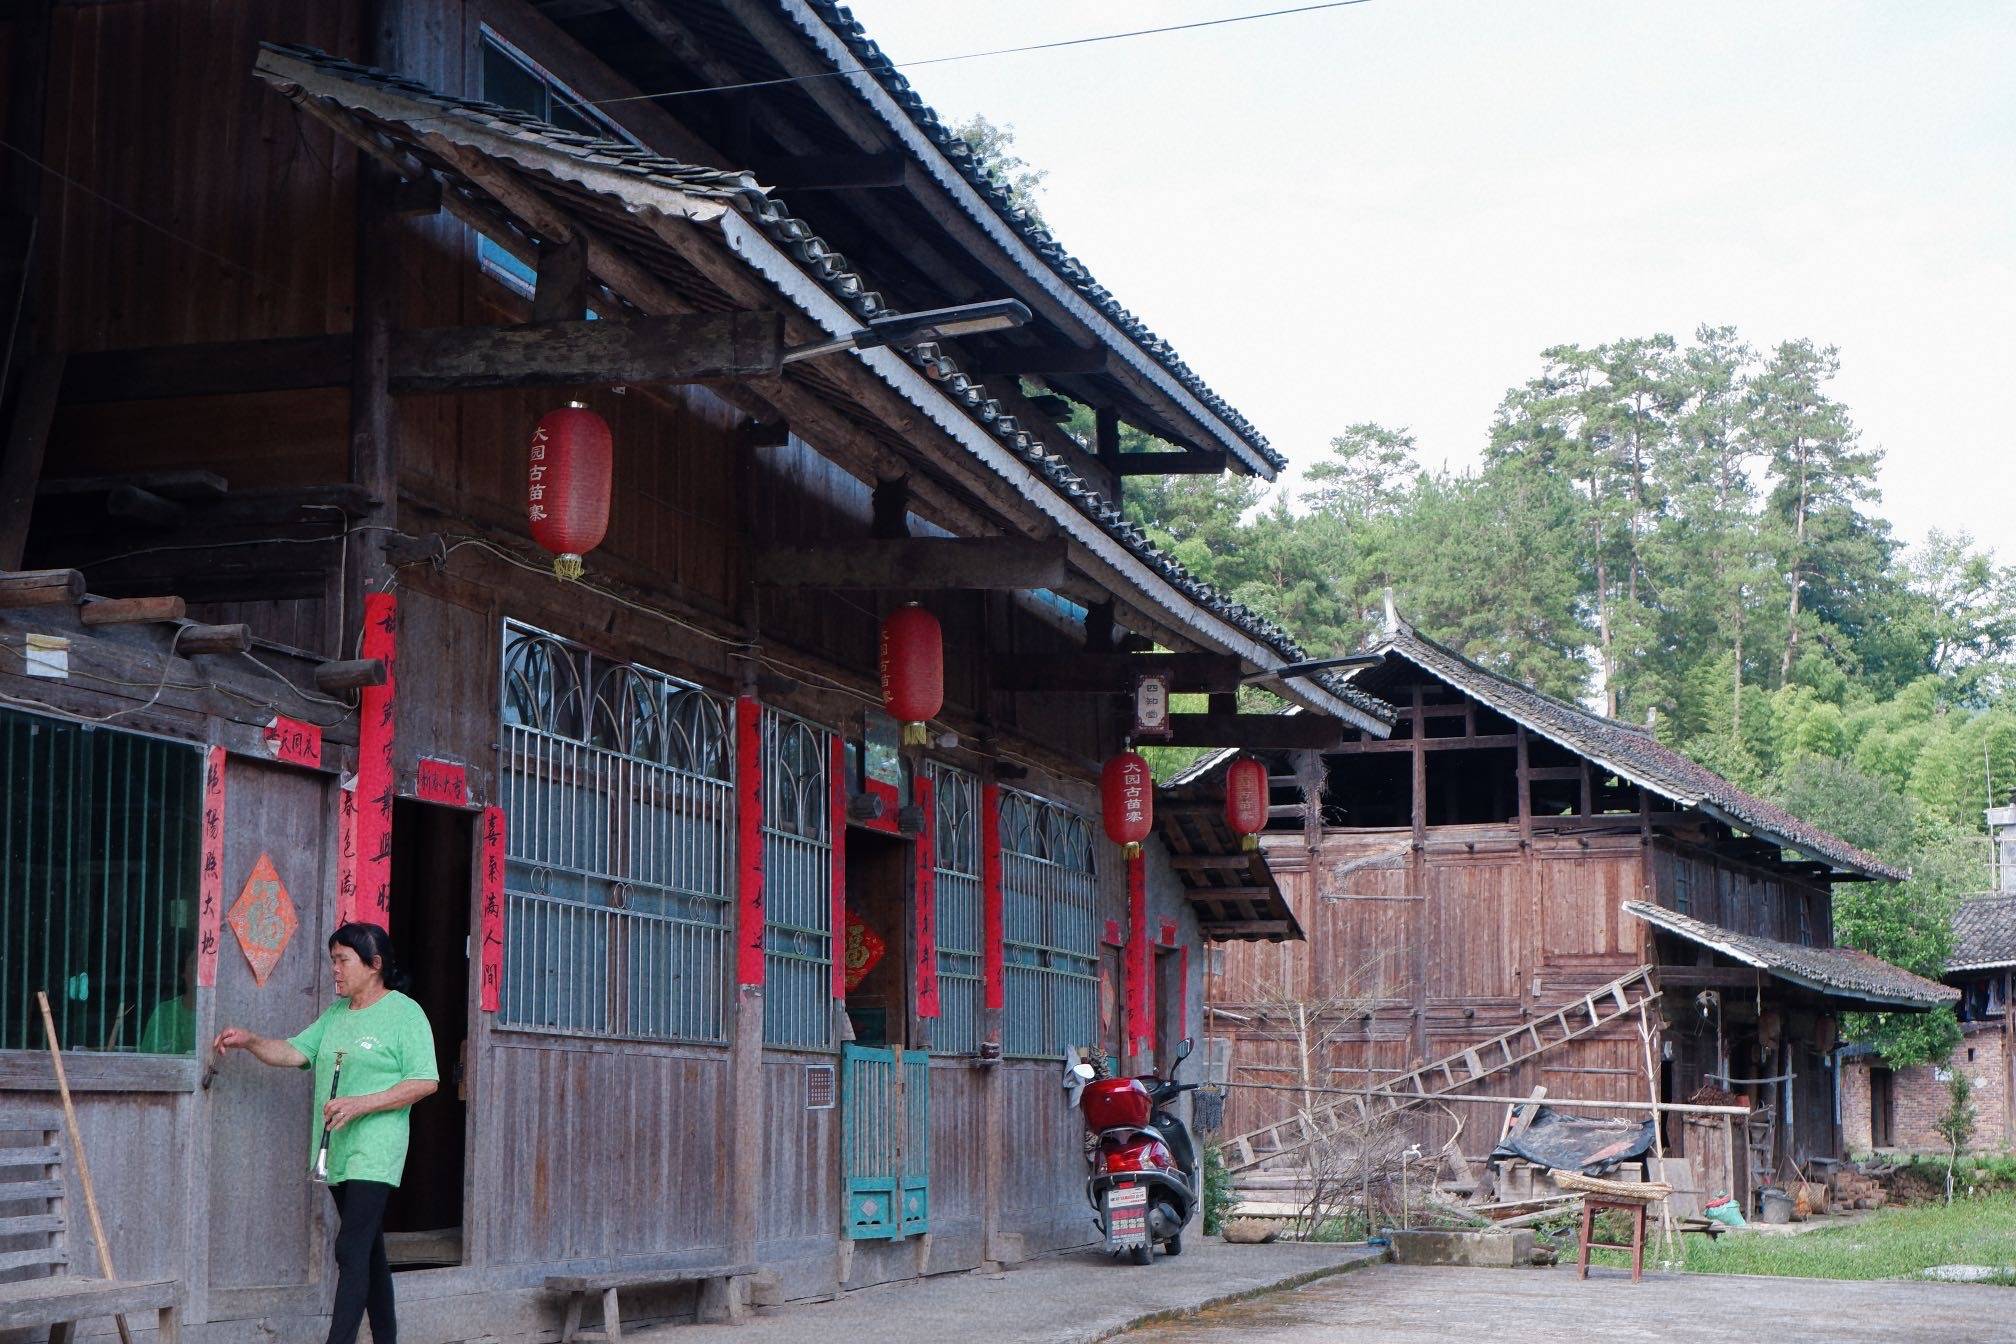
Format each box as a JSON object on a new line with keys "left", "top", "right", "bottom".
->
{"left": 545, "top": 1261, "right": 756, "bottom": 1341}
{"left": 0, "top": 1110, "right": 182, "bottom": 1342}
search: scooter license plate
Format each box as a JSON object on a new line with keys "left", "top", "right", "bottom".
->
{"left": 1105, "top": 1184, "right": 1150, "bottom": 1249}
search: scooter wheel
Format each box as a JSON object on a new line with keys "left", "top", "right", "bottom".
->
{"left": 1128, "top": 1245, "right": 1153, "bottom": 1266}
{"left": 1164, "top": 1234, "right": 1183, "bottom": 1257}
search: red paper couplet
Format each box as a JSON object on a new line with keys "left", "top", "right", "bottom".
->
{"left": 196, "top": 746, "right": 227, "bottom": 988}
{"left": 353, "top": 593, "right": 398, "bottom": 929}
{"left": 981, "top": 782, "right": 1004, "bottom": 1014}
{"left": 735, "top": 698, "right": 765, "bottom": 987}
{"left": 914, "top": 774, "right": 939, "bottom": 1019}
{"left": 1159, "top": 919, "right": 1178, "bottom": 948}
{"left": 1126, "top": 851, "right": 1150, "bottom": 1064}
{"left": 335, "top": 779, "right": 358, "bottom": 926}
{"left": 1177, "top": 945, "right": 1190, "bottom": 1041}
{"left": 829, "top": 738, "right": 848, "bottom": 1000}
{"left": 416, "top": 757, "right": 469, "bottom": 807}
{"left": 479, "top": 806, "right": 507, "bottom": 1012}
{"left": 264, "top": 715, "right": 323, "bottom": 769}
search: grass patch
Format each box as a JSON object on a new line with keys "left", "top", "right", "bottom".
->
{"left": 1588, "top": 1194, "right": 2016, "bottom": 1281}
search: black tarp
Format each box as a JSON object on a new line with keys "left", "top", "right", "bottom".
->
{"left": 1489, "top": 1107, "right": 1656, "bottom": 1175}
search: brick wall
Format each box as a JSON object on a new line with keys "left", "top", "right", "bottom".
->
{"left": 1842, "top": 1026, "right": 2014, "bottom": 1154}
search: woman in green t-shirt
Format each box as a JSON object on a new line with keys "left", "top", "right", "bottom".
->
{"left": 214, "top": 922, "right": 439, "bottom": 1344}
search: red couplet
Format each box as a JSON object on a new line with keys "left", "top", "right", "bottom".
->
{"left": 1126, "top": 850, "right": 1150, "bottom": 1064}
{"left": 354, "top": 592, "right": 398, "bottom": 929}
{"left": 1102, "top": 751, "right": 1154, "bottom": 854}
{"left": 335, "top": 784, "right": 357, "bottom": 925}
{"left": 478, "top": 806, "right": 507, "bottom": 1012}
{"left": 829, "top": 737, "right": 848, "bottom": 1000}
{"left": 981, "top": 783, "right": 1004, "bottom": 1013}
{"left": 527, "top": 403, "right": 612, "bottom": 580}
{"left": 878, "top": 603, "right": 943, "bottom": 746}
{"left": 735, "top": 698, "right": 765, "bottom": 987}
{"left": 196, "top": 747, "right": 227, "bottom": 988}
{"left": 914, "top": 775, "right": 939, "bottom": 1019}
{"left": 1225, "top": 755, "right": 1269, "bottom": 848}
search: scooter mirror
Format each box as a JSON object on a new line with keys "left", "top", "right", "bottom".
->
{"left": 1175, "top": 1036, "right": 1194, "bottom": 1062}
{"left": 1072, "top": 1062, "right": 1097, "bottom": 1081}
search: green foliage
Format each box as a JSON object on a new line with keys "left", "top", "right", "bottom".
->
{"left": 1200, "top": 1141, "right": 1234, "bottom": 1236}
{"left": 1590, "top": 1195, "right": 2016, "bottom": 1281}
{"left": 951, "top": 114, "right": 1047, "bottom": 225}
{"left": 1938, "top": 1070, "right": 1977, "bottom": 1205}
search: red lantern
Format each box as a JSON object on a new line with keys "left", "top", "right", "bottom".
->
{"left": 528, "top": 402, "right": 612, "bottom": 581}
{"left": 879, "top": 603, "right": 943, "bottom": 746}
{"left": 1102, "top": 751, "right": 1154, "bottom": 857}
{"left": 1225, "top": 756, "right": 1269, "bottom": 850}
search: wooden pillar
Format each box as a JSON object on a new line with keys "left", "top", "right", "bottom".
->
{"left": 979, "top": 776, "right": 1008, "bottom": 1263}
{"left": 729, "top": 694, "right": 766, "bottom": 1274}
{"left": 1409, "top": 686, "right": 1427, "bottom": 1063}
{"left": 1095, "top": 405, "right": 1120, "bottom": 500}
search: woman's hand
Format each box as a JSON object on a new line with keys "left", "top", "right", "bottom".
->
{"left": 323, "top": 1094, "right": 375, "bottom": 1132}
{"left": 211, "top": 1029, "right": 307, "bottom": 1069}
{"left": 213, "top": 1026, "right": 257, "bottom": 1054}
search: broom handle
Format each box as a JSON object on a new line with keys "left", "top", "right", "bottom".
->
{"left": 38, "top": 991, "right": 136, "bottom": 1344}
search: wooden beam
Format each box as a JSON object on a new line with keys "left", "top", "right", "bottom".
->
{"left": 531, "top": 235, "right": 590, "bottom": 324}
{"left": 1114, "top": 449, "right": 1228, "bottom": 476}
{"left": 59, "top": 335, "right": 351, "bottom": 403}
{"left": 0, "top": 354, "right": 64, "bottom": 570}
{"left": 962, "top": 343, "right": 1110, "bottom": 377}
{"left": 105, "top": 485, "right": 183, "bottom": 528}
{"left": 758, "top": 151, "right": 907, "bottom": 191}
{"left": 1185, "top": 886, "right": 1276, "bottom": 901}
{"left": 988, "top": 652, "right": 1244, "bottom": 695}
{"left": 79, "top": 596, "right": 186, "bottom": 627}
{"left": 1325, "top": 733, "right": 1519, "bottom": 754}
{"left": 389, "top": 311, "right": 783, "bottom": 392}
{"left": 0, "top": 568, "right": 83, "bottom": 608}
{"left": 1656, "top": 966, "right": 1765, "bottom": 990}
{"left": 174, "top": 623, "right": 252, "bottom": 655}
{"left": 1170, "top": 854, "right": 1261, "bottom": 872}
{"left": 750, "top": 537, "right": 1067, "bottom": 591}
{"left": 1165, "top": 714, "right": 1346, "bottom": 750}
{"left": 39, "top": 470, "right": 229, "bottom": 500}
{"left": 313, "top": 658, "right": 387, "bottom": 693}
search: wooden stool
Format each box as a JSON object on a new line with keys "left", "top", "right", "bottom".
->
{"left": 1576, "top": 1196, "right": 1650, "bottom": 1282}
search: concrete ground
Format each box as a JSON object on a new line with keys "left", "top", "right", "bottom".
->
{"left": 626, "top": 1241, "right": 1384, "bottom": 1344}
{"left": 1118, "top": 1263, "right": 2013, "bottom": 1344}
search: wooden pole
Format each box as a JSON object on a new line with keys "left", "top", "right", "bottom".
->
{"left": 1221, "top": 1078, "right": 1751, "bottom": 1115}
{"left": 1638, "top": 1002, "right": 1678, "bottom": 1263}
{"left": 37, "top": 991, "right": 135, "bottom": 1344}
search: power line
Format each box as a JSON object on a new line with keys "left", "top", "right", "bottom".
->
{"left": 592, "top": 0, "right": 1376, "bottom": 108}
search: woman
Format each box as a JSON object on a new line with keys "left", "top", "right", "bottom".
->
{"left": 214, "top": 922, "right": 438, "bottom": 1344}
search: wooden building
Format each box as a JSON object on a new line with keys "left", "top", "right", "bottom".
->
{"left": 0, "top": 3, "right": 1394, "bottom": 1338}
{"left": 1185, "top": 609, "right": 1954, "bottom": 1206}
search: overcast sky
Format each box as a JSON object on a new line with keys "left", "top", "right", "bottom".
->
{"left": 846, "top": 0, "right": 2014, "bottom": 558}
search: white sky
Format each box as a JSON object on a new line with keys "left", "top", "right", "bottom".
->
{"left": 845, "top": 0, "right": 2015, "bottom": 558}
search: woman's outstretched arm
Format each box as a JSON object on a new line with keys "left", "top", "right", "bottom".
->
{"left": 213, "top": 1026, "right": 308, "bottom": 1068}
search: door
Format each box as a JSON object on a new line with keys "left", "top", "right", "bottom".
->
{"left": 381, "top": 799, "right": 473, "bottom": 1267}
{"left": 1870, "top": 1067, "right": 1894, "bottom": 1149}
{"left": 841, "top": 1044, "right": 929, "bottom": 1239}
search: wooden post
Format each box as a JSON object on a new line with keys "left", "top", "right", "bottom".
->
{"left": 0, "top": 355, "right": 64, "bottom": 571}
{"left": 0, "top": 566, "right": 83, "bottom": 607}
{"left": 1409, "top": 686, "right": 1428, "bottom": 1064}
{"left": 80, "top": 596, "right": 187, "bottom": 626}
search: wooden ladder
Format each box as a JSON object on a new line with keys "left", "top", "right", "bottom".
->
{"left": 1220, "top": 965, "right": 1659, "bottom": 1174}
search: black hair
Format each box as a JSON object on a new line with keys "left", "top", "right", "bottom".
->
{"left": 328, "top": 922, "right": 412, "bottom": 992}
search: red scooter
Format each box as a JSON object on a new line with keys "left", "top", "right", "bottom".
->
{"left": 1068, "top": 1038, "right": 1201, "bottom": 1265}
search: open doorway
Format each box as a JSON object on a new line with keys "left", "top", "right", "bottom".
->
{"left": 844, "top": 829, "right": 911, "bottom": 1048}
{"left": 382, "top": 799, "right": 473, "bottom": 1268}
{"left": 1154, "top": 946, "right": 1185, "bottom": 1075}
{"left": 1870, "top": 1067, "right": 1895, "bottom": 1149}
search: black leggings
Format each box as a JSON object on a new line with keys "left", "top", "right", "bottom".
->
{"left": 328, "top": 1179, "right": 396, "bottom": 1344}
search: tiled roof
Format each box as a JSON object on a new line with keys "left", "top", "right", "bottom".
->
{"left": 785, "top": 2, "right": 1286, "bottom": 475}
{"left": 1950, "top": 895, "right": 2016, "bottom": 972}
{"left": 1373, "top": 621, "right": 1905, "bottom": 880}
{"left": 1624, "top": 902, "right": 1958, "bottom": 1009}
{"left": 253, "top": 46, "right": 1389, "bottom": 730}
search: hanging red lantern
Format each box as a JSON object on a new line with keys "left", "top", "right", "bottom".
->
{"left": 1225, "top": 755, "right": 1269, "bottom": 850}
{"left": 1102, "top": 751, "right": 1154, "bottom": 857}
{"left": 527, "top": 402, "right": 612, "bottom": 581}
{"left": 879, "top": 603, "right": 943, "bottom": 746}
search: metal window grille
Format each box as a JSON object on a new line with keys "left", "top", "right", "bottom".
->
{"left": 999, "top": 790, "right": 1098, "bottom": 1058}
{"left": 498, "top": 623, "right": 733, "bottom": 1042}
{"left": 0, "top": 708, "right": 200, "bottom": 1055}
{"left": 928, "top": 764, "right": 982, "bottom": 1055}
{"left": 762, "top": 708, "right": 833, "bottom": 1049}
{"left": 1672, "top": 860, "right": 1692, "bottom": 916}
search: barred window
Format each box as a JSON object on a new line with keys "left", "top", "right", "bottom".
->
{"left": 1671, "top": 860, "right": 1692, "bottom": 916}
{"left": 1000, "top": 790, "right": 1098, "bottom": 1059}
{"left": 929, "top": 764, "right": 982, "bottom": 1055}
{"left": 498, "top": 623, "right": 733, "bottom": 1042}
{"left": 762, "top": 709, "right": 834, "bottom": 1049}
{"left": 0, "top": 708, "right": 200, "bottom": 1055}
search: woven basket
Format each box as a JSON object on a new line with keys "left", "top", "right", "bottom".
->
{"left": 1548, "top": 1169, "right": 1673, "bottom": 1202}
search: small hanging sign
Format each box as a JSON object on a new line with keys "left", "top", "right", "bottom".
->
{"left": 478, "top": 806, "right": 507, "bottom": 1012}
{"left": 1132, "top": 672, "right": 1173, "bottom": 742}
{"left": 196, "top": 747, "right": 227, "bottom": 988}
{"left": 264, "top": 715, "right": 323, "bottom": 769}
{"left": 226, "top": 853, "right": 298, "bottom": 987}
{"left": 1159, "top": 919, "right": 1179, "bottom": 948}
{"left": 416, "top": 757, "right": 469, "bottom": 806}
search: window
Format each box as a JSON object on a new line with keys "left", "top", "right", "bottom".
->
{"left": 1671, "top": 860, "right": 1692, "bottom": 916}
{"left": 761, "top": 709, "right": 834, "bottom": 1049}
{"left": 929, "top": 764, "right": 982, "bottom": 1054}
{"left": 999, "top": 791, "right": 1098, "bottom": 1058}
{"left": 498, "top": 623, "right": 733, "bottom": 1041}
{"left": 475, "top": 34, "right": 625, "bottom": 298}
{"left": 1, "top": 709, "right": 199, "bottom": 1055}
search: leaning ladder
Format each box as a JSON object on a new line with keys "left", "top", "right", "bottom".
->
{"left": 1220, "top": 964, "right": 1660, "bottom": 1175}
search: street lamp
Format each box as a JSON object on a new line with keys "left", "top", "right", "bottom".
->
{"left": 781, "top": 298, "right": 1033, "bottom": 365}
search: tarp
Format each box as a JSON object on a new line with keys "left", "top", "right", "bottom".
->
{"left": 1489, "top": 1107, "right": 1656, "bottom": 1175}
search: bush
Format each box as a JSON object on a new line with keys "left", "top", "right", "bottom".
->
{"left": 1201, "top": 1141, "right": 1234, "bottom": 1236}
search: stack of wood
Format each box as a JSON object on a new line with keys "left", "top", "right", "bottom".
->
{"left": 1827, "top": 1167, "right": 1887, "bottom": 1213}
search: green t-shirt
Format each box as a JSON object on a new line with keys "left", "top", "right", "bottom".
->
{"left": 136, "top": 997, "right": 195, "bottom": 1055}
{"left": 287, "top": 991, "right": 439, "bottom": 1186}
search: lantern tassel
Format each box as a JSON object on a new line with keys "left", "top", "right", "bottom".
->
{"left": 901, "top": 720, "right": 928, "bottom": 747}
{"left": 1124, "top": 841, "right": 1142, "bottom": 859}
{"left": 553, "top": 553, "right": 584, "bottom": 582}
{"left": 1241, "top": 834, "right": 1259, "bottom": 852}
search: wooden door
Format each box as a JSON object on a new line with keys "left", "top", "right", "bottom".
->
{"left": 841, "top": 1043, "right": 929, "bottom": 1240}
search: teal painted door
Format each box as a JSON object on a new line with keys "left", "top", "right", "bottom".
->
{"left": 842, "top": 1044, "right": 930, "bottom": 1239}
